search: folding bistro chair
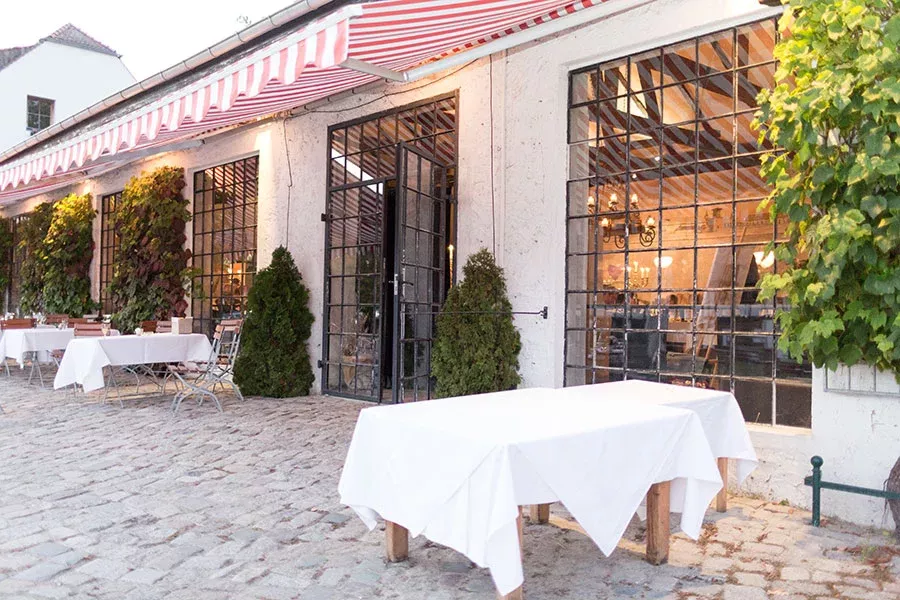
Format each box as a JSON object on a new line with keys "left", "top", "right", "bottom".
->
{"left": 1, "top": 318, "right": 36, "bottom": 378}
{"left": 168, "top": 319, "right": 243, "bottom": 413}
{"left": 45, "top": 314, "right": 68, "bottom": 326}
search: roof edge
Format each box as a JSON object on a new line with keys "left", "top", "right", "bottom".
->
{"left": 0, "top": 0, "right": 343, "bottom": 164}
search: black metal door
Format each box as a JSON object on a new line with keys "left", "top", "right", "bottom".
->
{"left": 391, "top": 144, "right": 450, "bottom": 403}
{"left": 322, "top": 180, "right": 389, "bottom": 401}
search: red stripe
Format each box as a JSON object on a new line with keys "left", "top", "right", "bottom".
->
{"left": 1, "top": 0, "right": 612, "bottom": 195}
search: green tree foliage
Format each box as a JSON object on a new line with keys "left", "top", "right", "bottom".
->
{"left": 109, "top": 167, "right": 193, "bottom": 332}
{"left": 43, "top": 193, "right": 97, "bottom": 317}
{"left": 431, "top": 248, "right": 522, "bottom": 398}
{"left": 754, "top": 0, "right": 900, "bottom": 373}
{"left": 233, "top": 247, "right": 315, "bottom": 397}
{"left": 0, "top": 217, "right": 12, "bottom": 294}
{"left": 18, "top": 203, "right": 54, "bottom": 314}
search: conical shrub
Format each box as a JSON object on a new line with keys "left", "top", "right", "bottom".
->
{"left": 431, "top": 248, "right": 521, "bottom": 398}
{"left": 233, "top": 246, "right": 315, "bottom": 397}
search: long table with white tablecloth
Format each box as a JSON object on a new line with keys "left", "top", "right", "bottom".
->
{"left": 54, "top": 333, "right": 213, "bottom": 392}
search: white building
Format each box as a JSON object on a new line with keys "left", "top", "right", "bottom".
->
{"left": 0, "top": 0, "right": 897, "bottom": 531}
{"left": 0, "top": 24, "right": 135, "bottom": 152}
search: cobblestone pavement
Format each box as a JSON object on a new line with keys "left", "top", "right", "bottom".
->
{"left": 1, "top": 371, "right": 899, "bottom": 600}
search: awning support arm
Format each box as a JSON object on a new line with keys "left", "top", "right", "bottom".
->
{"left": 340, "top": 58, "right": 408, "bottom": 82}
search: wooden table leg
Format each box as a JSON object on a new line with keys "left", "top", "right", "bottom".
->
{"left": 385, "top": 521, "right": 408, "bottom": 562}
{"left": 528, "top": 504, "right": 550, "bottom": 524}
{"left": 497, "top": 508, "right": 525, "bottom": 599}
{"left": 646, "top": 481, "right": 671, "bottom": 565}
{"left": 716, "top": 457, "right": 728, "bottom": 513}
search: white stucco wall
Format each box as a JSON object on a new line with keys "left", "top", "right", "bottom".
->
{"left": 741, "top": 367, "right": 900, "bottom": 529}
{"left": 4, "top": 0, "right": 898, "bottom": 530}
{"left": 0, "top": 41, "right": 135, "bottom": 153}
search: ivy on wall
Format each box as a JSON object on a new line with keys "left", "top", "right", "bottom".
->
{"left": 754, "top": 0, "right": 900, "bottom": 374}
{"left": 0, "top": 217, "right": 12, "bottom": 296}
{"left": 43, "top": 193, "right": 97, "bottom": 317}
{"left": 109, "top": 166, "right": 193, "bottom": 333}
{"left": 18, "top": 202, "right": 54, "bottom": 315}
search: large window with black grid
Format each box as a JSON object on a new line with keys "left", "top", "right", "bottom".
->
{"left": 564, "top": 19, "right": 812, "bottom": 427}
{"left": 98, "top": 192, "right": 121, "bottom": 315}
{"left": 191, "top": 156, "right": 258, "bottom": 338}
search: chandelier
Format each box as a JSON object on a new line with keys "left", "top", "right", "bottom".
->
{"left": 587, "top": 191, "right": 656, "bottom": 248}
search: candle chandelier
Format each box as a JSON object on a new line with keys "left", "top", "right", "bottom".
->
{"left": 587, "top": 190, "right": 657, "bottom": 248}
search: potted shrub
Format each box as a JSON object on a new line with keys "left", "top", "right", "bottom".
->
{"left": 233, "top": 246, "right": 315, "bottom": 397}
{"left": 431, "top": 248, "right": 522, "bottom": 397}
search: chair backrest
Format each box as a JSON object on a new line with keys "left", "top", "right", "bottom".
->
{"left": 156, "top": 320, "right": 172, "bottom": 334}
{"left": 67, "top": 318, "right": 91, "bottom": 326}
{"left": 74, "top": 322, "right": 105, "bottom": 337}
{"left": 1, "top": 318, "right": 35, "bottom": 330}
{"left": 45, "top": 314, "right": 68, "bottom": 325}
{"left": 141, "top": 320, "right": 158, "bottom": 333}
{"left": 213, "top": 319, "right": 243, "bottom": 366}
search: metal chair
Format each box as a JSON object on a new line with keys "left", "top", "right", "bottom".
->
{"left": 168, "top": 319, "right": 243, "bottom": 413}
{"left": 1, "top": 318, "right": 36, "bottom": 378}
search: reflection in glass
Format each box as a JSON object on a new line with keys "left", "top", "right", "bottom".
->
{"left": 565, "top": 19, "right": 811, "bottom": 427}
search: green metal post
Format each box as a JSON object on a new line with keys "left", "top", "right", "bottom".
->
{"left": 810, "top": 455, "right": 823, "bottom": 526}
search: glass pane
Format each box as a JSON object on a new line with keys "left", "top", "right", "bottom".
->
{"left": 738, "top": 20, "right": 776, "bottom": 67}
{"left": 597, "top": 59, "right": 627, "bottom": 99}
{"left": 571, "top": 69, "right": 598, "bottom": 104}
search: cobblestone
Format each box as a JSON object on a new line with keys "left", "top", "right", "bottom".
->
{"left": 0, "top": 373, "right": 898, "bottom": 598}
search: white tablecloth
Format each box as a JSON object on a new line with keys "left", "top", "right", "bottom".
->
{"left": 54, "top": 333, "right": 213, "bottom": 392}
{"left": 338, "top": 388, "right": 722, "bottom": 595}
{"left": 554, "top": 380, "right": 758, "bottom": 484}
{"left": 0, "top": 328, "right": 74, "bottom": 367}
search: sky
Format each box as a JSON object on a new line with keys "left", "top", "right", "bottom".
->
{"left": 0, "top": 0, "right": 298, "bottom": 81}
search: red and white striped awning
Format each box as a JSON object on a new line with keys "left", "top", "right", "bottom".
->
{"left": 0, "top": 0, "right": 616, "bottom": 203}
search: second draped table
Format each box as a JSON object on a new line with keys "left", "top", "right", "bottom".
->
{"left": 0, "top": 327, "right": 74, "bottom": 367}
{"left": 53, "top": 333, "right": 213, "bottom": 392}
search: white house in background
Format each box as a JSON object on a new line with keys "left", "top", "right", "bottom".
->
{"left": 0, "top": 24, "right": 135, "bottom": 152}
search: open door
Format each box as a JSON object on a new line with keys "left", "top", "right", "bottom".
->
{"left": 322, "top": 180, "right": 388, "bottom": 401}
{"left": 391, "top": 144, "right": 450, "bottom": 403}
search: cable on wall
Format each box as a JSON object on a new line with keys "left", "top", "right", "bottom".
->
{"left": 282, "top": 118, "right": 294, "bottom": 249}
{"left": 489, "top": 54, "right": 497, "bottom": 256}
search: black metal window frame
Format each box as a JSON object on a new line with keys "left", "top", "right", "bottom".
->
{"left": 564, "top": 18, "right": 812, "bottom": 428}
{"left": 98, "top": 191, "right": 122, "bottom": 315}
{"left": 26, "top": 96, "right": 54, "bottom": 134}
{"left": 323, "top": 92, "right": 459, "bottom": 401}
{"left": 191, "top": 155, "right": 259, "bottom": 338}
